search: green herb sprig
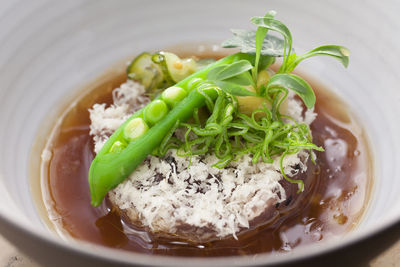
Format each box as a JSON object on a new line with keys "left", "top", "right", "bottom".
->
{"left": 222, "top": 11, "right": 350, "bottom": 104}
{"left": 156, "top": 10, "right": 349, "bottom": 191}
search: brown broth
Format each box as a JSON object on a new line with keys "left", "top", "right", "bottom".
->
{"left": 40, "top": 62, "right": 372, "bottom": 257}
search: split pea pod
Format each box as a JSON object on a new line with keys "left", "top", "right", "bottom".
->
{"left": 89, "top": 52, "right": 256, "bottom": 206}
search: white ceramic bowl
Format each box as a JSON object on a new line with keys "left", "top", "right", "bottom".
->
{"left": 0, "top": 0, "right": 399, "bottom": 266}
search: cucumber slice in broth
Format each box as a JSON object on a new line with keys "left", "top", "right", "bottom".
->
{"left": 153, "top": 52, "right": 197, "bottom": 83}
{"left": 127, "top": 52, "right": 164, "bottom": 91}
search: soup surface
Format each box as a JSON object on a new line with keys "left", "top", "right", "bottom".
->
{"left": 40, "top": 56, "right": 372, "bottom": 257}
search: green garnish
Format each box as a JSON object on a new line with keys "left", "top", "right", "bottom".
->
{"left": 89, "top": 11, "right": 349, "bottom": 207}
{"left": 143, "top": 99, "right": 169, "bottom": 126}
{"left": 123, "top": 118, "right": 149, "bottom": 140}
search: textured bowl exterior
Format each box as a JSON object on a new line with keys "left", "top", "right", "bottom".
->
{"left": 0, "top": 0, "right": 399, "bottom": 266}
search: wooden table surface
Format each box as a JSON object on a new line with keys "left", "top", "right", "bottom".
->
{"left": 0, "top": 234, "right": 398, "bottom": 267}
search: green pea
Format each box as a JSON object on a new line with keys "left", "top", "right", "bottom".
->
{"left": 123, "top": 118, "right": 149, "bottom": 141}
{"left": 187, "top": 77, "right": 204, "bottom": 91}
{"left": 161, "top": 86, "right": 187, "bottom": 108}
{"left": 109, "top": 140, "right": 126, "bottom": 153}
{"left": 143, "top": 99, "right": 169, "bottom": 125}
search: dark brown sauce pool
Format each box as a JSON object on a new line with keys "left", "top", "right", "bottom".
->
{"left": 40, "top": 59, "right": 372, "bottom": 257}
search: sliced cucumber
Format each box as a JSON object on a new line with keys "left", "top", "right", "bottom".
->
{"left": 151, "top": 53, "right": 175, "bottom": 85}
{"left": 127, "top": 52, "right": 164, "bottom": 91}
{"left": 128, "top": 52, "right": 218, "bottom": 93}
{"left": 152, "top": 52, "right": 197, "bottom": 83}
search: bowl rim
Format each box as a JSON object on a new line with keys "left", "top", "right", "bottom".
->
{"left": 0, "top": 203, "right": 399, "bottom": 266}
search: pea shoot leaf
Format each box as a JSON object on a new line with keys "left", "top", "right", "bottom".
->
{"left": 207, "top": 60, "right": 256, "bottom": 93}
{"left": 267, "top": 73, "right": 315, "bottom": 109}
{"left": 214, "top": 80, "right": 257, "bottom": 96}
{"left": 222, "top": 29, "right": 287, "bottom": 57}
{"left": 302, "top": 45, "right": 350, "bottom": 67}
{"left": 223, "top": 72, "right": 254, "bottom": 86}
{"left": 207, "top": 60, "right": 253, "bottom": 81}
{"left": 251, "top": 16, "right": 294, "bottom": 74}
{"left": 250, "top": 17, "right": 292, "bottom": 55}
{"left": 253, "top": 10, "right": 277, "bottom": 84}
{"left": 284, "top": 45, "right": 350, "bottom": 73}
{"left": 206, "top": 65, "right": 226, "bottom": 81}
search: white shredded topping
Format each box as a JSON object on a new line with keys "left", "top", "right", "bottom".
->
{"left": 89, "top": 80, "right": 316, "bottom": 241}
{"left": 89, "top": 80, "right": 149, "bottom": 153}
